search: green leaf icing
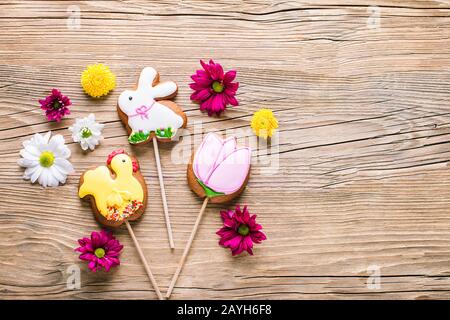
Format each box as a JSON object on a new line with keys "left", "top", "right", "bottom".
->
{"left": 197, "top": 179, "right": 224, "bottom": 198}
{"left": 128, "top": 127, "right": 174, "bottom": 144}
{"left": 128, "top": 131, "right": 150, "bottom": 144}
{"left": 156, "top": 126, "right": 174, "bottom": 139}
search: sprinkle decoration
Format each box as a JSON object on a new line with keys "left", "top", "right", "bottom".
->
{"left": 106, "top": 200, "right": 143, "bottom": 222}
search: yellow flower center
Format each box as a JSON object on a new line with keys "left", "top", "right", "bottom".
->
{"left": 53, "top": 101, "right": 61, "bottom": 109}
{"left": 212, "top": 81, "right": 224, "bottom": 93}
{"left": 39, "top": 151, "right": 55, "bottom": 168}
{"left": 238, "top": 224, "right": 250, "bottom": 236}
{"left": 81, "top": 127, "right": 92, "bottom": 138}
{"left": 94, "top": 248, "right": 105, "bottom": 258}
{"left": 92, "top": 74, "right": 104, "bottom": 85}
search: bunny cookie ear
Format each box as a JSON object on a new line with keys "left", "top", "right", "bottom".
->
{"left": 138, "top": 67, "right": 178, "bottom": 100}
{"left": 138, "top": 67, "right": 158, "bottom": 90}
{"left": 151, "top": 81, "right": 177, "bottom": 100}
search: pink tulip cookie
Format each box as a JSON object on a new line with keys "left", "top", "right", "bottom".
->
{"left": 117, "top": 67, "right": 187, "bottom": 145}
{"left": 187, "top": 132, "right": 251, "bottom": 203}
{"left": 166, "top": 132, "right": 252, "bottom": 298}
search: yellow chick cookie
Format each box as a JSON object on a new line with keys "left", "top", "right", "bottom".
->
{"left": 79, "top": 149, "right": 147, "bottom": 227}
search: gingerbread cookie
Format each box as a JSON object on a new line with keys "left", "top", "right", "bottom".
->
{"left": 166, "top": 133, "right": 252, "bottom": 298}
{"left": 187, "top": 132, "right": 251, "bottom": 204}
{"left": 117, "top": 67, "right": 187, "bottom": 145}
{"left": 78, "top": 149, "right": 147, "bottom": 228}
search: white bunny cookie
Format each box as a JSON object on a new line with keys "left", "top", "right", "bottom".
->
{"left": 117, "top": 67, "right": 187, "bottom": 144}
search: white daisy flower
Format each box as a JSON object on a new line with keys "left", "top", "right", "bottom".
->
{"left": 17, "top": 131, "right": 74, "bottom": 187}
{"left": 69, "top": 113, "right": 105, "bottom": 151}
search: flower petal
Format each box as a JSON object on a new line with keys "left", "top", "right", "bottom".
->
{"left": 224, "top": 82, "right": 239, "bottom": 95}
{"left": 206, "top": 94, "right": 222, "bottom": 115}
{"left": 191, "top": 88, "right": 211, "bottom": 102}
{"left": 189, "top": 81, "right": 210, "bottom": 91}
{"left": 88, "top": 260, "right": 97, "bottom": 272}
{"left": 23, "top": 144, "right": 41, "bottom": 157}
{"left": 79, "top": 253, "right": 95, "bottom": 261}
{"left": 50, "top": 165, "right": 66, "bottom": 184}
{"left": 54, "top": 158, "right": 74, "bottom": 175}
{"left": 43, "top": 131, "right": 52, "bottom": 144}
{"left": 19, "top": 149, "right": 39, "bottom": 161}
{"left": 48, "top": 134, "right": 65, "bottom": 150}
{"left": 210, "top": 62, "right": 224, "bottom": 81}
{"left": 29, "top": 166, "right": 43, "bottom": 183}
{"left": 223, "top": 70, "right": 236, "bottom": 85}
{"left": 199, "top": 96, "right": 213, "bottom": 112}
{"left": 250, "top": 231, "right": 267, "bottom": 243}
{"left": 38, "top": 168, "right": 49, "bottom": 187}
{"left": 226, "top": 94, "right": 239, "bottom": 106}
{"left": 224, "top": 235, "right": 242, "bottom": 249}
{"left": 91, "top": 231, "right": 102, "bottom": 248}
{"left": 18, "top": 158, "right": 39, "bottom": 168}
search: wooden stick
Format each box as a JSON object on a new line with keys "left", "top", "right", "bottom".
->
{"left": 152, "top": 138, "right": 175, "bottom": 249}
{"left": 125, "top": 220, "right": 164, "bottom": 300}
{"left": 166, "top": 197, "right": 209, "bottom": 299}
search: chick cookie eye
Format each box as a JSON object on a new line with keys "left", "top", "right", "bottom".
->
{"left": 128, "top": 96, "right": 133, "bottom": 101}
{"left": 122, "top": 159, "right": 126, "bottom": 163}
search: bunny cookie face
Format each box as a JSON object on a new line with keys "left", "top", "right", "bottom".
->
{"left": 117, "top": 67, "right": 187, "bottom": 145}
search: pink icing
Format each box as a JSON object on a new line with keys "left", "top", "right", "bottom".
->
{"left": 193, "top": 132, "right": 251, "bottom": 195}
{"left": 128, "top": 101, "right": 155, "bottom": 120}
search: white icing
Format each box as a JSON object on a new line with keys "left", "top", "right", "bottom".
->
{"left": 118, "top": 67, "right": 183, "bottom": 140}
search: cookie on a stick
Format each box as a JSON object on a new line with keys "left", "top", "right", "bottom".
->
{"left": 117, "top": 67, "right": 187, "bottom": 249}
{"left": 166, "top": 132, "right": 251, "bottom": 298}
{"left": 79, "top": 149, "right": 163, "bottom": 300}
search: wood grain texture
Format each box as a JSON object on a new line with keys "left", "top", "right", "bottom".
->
{"left": 1, "top": 0, "right": 450, "bottom": 300}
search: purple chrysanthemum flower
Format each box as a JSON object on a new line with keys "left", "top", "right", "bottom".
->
{"left": 75, "top": 230, "right": 123, "bottom": 272}
{"left": 189, "top": 59, "right": 239, "bottom": 116}
{"left": 39, "top": 88, "right": 71, "bottom": 122}
{"left": 216, "top": 205, "right": 266, "bottom": 256}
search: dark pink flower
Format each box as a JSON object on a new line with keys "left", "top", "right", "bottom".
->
{"left": 216, "top": 205, "right": 266, "bottom": 256}
{"left": 189, "top": 59, "right": 239, "bottom": 116}
{"left": 75, "top": 230, "right": 123, "bottom": 272}
{"left": 39, "top": 88, "right": 71, "bottom": 122}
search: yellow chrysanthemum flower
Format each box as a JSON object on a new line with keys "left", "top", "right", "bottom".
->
{"left": 81, "top": 64, "right": 116, "bottom": 98}
{"left": 250, "top": 108, "right": 279, "bottom": 139}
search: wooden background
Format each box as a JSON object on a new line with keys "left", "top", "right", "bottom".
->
{"left": 1, "top": 0, "right": 450, "bottom": 300}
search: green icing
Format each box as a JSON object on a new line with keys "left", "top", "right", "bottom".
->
{"left": 128, "top": 131, "right": 150, "bottom": 144}
{"left": 197, "top": 179, "right": 224, "bottom": 198}
{"left": 156, "top": 127, "right": 174, "bottom": 139}
{"left": 128, "top": 127, "right": 175, "bottom": 144}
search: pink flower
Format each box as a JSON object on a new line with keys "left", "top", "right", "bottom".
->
{"left": 75, "top": 230, "right": 123, "bottom": 272}
{"left": 193, "top": 133, "right": 251, "bottom": 196}
{"left": 189, "top": 59, "right": 239, "bottom": 116}
{"left": 216, "top": 205, "right": 266, "bottom": 255}
{"left": 39, "top": 89, "right": 71, "bottom": 122}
